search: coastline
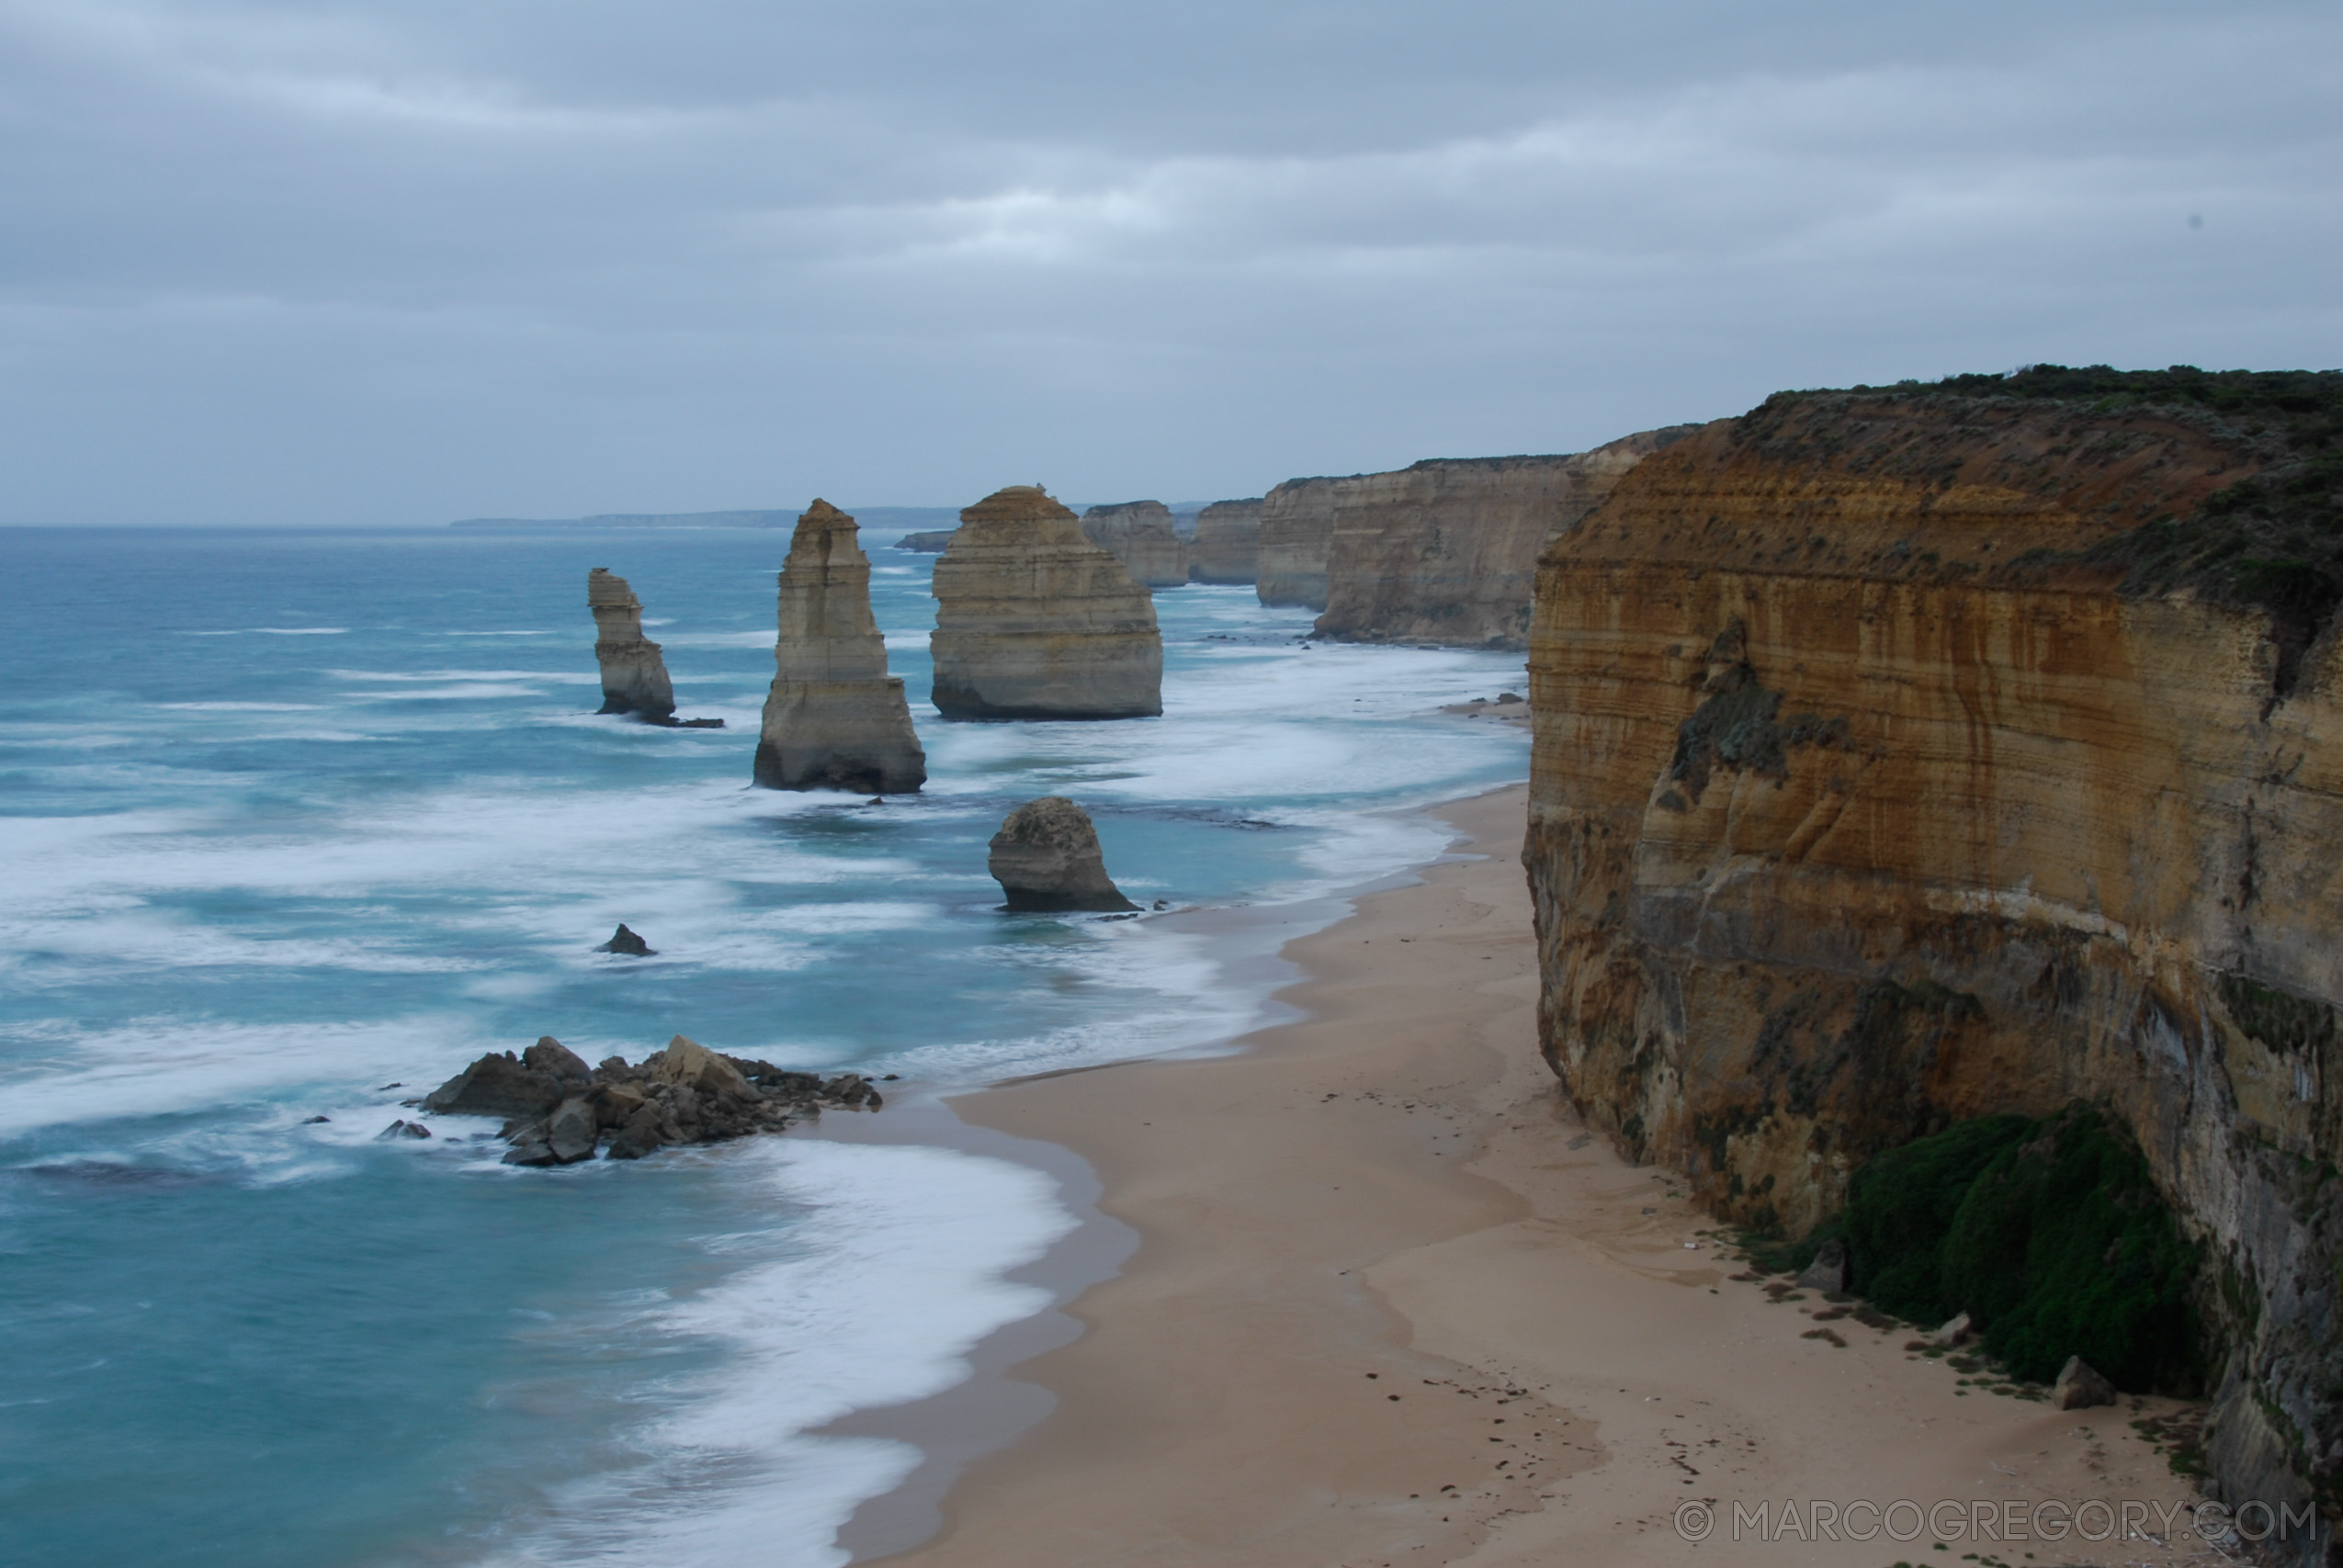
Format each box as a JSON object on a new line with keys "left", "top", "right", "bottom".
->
{"left": 842, "top": 783, "right": 2217, "bottom": 1566}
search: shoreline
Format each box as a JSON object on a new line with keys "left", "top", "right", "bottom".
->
{"left": 832, "top": 784, "right": 2215, "bottom": 1565}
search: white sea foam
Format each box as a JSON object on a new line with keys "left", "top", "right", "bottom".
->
{"left": 0, "top": 1016, "right": 484, "bottom": 1137}
{"left": 478, "top": 1139, "right": 1073, "bottom": 1568}
{"left": 155, "top": 702, "right": 322, "bottom": 712}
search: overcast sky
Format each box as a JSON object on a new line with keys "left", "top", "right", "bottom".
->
{"left": 4, "top": 1, "right": 2337, "bottom": 525}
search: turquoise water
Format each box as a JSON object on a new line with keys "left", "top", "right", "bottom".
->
{"left": 0, "top": 525, "right": 1530, "bottom": 1566}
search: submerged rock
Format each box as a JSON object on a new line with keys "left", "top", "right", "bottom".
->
{"left": 598, "top": 923, "right": 656, "bottom": 956}
{"left": 1080, "top": 501, "right": 1188, "bottom": 588}
{"left": 587, "top": 568, "right": 677, "bottom": 720}
{"left": 989, "top": 796, "right": 1139, "bottom": 911}
{"left": 754, "top": 500, "right": 927, "bottom": 794}
{"left": 930, "top": 486, "right": 1162, "bottom": 720}
{"left": 377, "top": 1119, "right": 431, "bottom": 1140}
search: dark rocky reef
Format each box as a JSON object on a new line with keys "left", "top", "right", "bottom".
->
{"left": 422, "top": 1034, "right": 881, "bottom": 1165}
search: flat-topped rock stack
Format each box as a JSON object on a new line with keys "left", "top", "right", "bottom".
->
{"left": 1079, "top": 501, "right": 1189, "bottom": 588}
{"left": 1187, "top": 499, "right": 1262, "bottom": 584}
{"left": 587, "top": 568, "right": 677, "bottom": 719}
{"left": 754, "top": 501, "right": 927, "bottom": 794}
{"left": 930, "top": 485, "right": 1163, "bottom": 720}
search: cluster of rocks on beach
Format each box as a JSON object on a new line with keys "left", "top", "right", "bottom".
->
{"left": 399, "top": 1033, "right": 884, "bottom": 1166}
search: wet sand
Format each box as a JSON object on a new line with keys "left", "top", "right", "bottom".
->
{"left": 870, "top": 784, "right": 2216, "bottom": 1566}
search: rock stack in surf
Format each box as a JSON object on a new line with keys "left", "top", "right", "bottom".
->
{"left": 930, "top": 485, "right": 1163, "bottom": 720}
{"left": 754, "top": 500, "right": 927, "bottom": 794}
{"left": 587, "top": 568, "right": 678, "bottom": 720}
{"left": 1080, "top": 501, "right": 1189, "bottom": 589}
{"left": 988, "top": 796, "right": 1139, "bottom": 911}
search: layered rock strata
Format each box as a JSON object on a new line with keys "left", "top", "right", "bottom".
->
{"left": 930, "top": 486, "right": 1163, "bottom": 720}
{"left": 1522, "top": 378, "right": 2343, "bottom": 1553}
{"left": 754, "top": 500, "right": 926, "bottom": 794}
{"left": 1079, "top": 501, "right": 1189, "bottom": 588}
{"left": 1255, "top": 477, "right": 1340, "bottom": 609}
{"left": 423, "top": 1034, "right": 882, "bottom": 1165}
{"left": 1312, "top": 430, "right": 1693, "bottom": 648}
{"left": 1187, "top": 499, "right": 1263, "bottom": 584}
{"left": 989, "top": 796, "right": 1138, "bottom": 910}
{"left": 588, "top": 568, "right": 677, "bottom": 719}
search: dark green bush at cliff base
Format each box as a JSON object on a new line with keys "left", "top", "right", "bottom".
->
{"left": 1838, "top": 1103, "right": 2202, "bottom": 1393}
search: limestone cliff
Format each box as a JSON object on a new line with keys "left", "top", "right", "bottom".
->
{"left": 1523, "top": 368, "right": 2343, "bottom": 1552}
{"left": 1256, "top": 477, "right": 1339, "bottom": 609}
{"left": 930, "top": 486, "right": 1163, "bottom": 720}
{"left": 1080, "top": 501, "right": 1188, "bottom": 589}
{"left": 896, "top": 529, "right": 956, "bottom": 553}
{"left": 753, "top": 500, "right": 926, "bottom": 794}
{"left": 587, "top": 568, "right": 676, "bottom": 720}
{"left": 1188, "top": 499, "right": 1262, "bottom": 584}
{"left": 1312, "top": 431, "right": 1692, "bottom": 649}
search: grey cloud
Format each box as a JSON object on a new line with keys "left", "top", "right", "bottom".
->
{"left": 0, "top": 0, "right": 2336, "bottom": 525}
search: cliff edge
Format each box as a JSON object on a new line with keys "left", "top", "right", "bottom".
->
{"left": 1523, "top": 367, "right": 2343, "bottom": 1554}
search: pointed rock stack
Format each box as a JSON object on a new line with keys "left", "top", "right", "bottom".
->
{"left": 930, "top": 485, "right": 1163, "bottom": 720}
{"left": 754, "top": 500, "right": 927, "bottom": 794}
{"left": 1080, "top": 501, "right": 1188, "bottom": 588}
{"left": 587, "top": 568, "right": 677, "bottom": 719}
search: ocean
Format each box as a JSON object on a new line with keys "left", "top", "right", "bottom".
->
{"left": 0, "top": 524, "right": 1531, "bottom": 1566}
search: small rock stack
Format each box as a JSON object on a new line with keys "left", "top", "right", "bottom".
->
{"left": 587, "top": 568, "right": 678, "bottom": 720}
{"left": 989, "top": 796, "right": 1138, "bottom": 911}
{"left": 420, "top": 1034, "right": 882, "bottom": 1165}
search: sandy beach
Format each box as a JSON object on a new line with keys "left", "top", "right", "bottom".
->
{"left": 873, "top": 784, "right": 2220, "bottom": 1567}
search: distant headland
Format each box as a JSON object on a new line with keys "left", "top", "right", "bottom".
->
{"left": 450, "top": 505, "right": 961, "bottom": 532}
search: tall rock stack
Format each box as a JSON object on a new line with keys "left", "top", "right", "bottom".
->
{"left": 587, "top": 568, "right": 677, "bottom": 720}
{"left": 1079, "top": 501, "right": 1189, "bottom": 588}
{"left": 930, "top": 485, "right": 1163, "bottom": 720}
{"left": 753, "top": 500, "right": 926, "bottom": 794}
{"left": 1255, "top": 477, "right": 1341, "bottom": 609}
{"left": 1187, "top": 499, "right": 1263, "bottom": 584}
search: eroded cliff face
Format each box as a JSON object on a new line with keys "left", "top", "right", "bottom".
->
{"left": 754, "top": 500, "right": 926, "bottom": 794}
{"left": 1313, "top": 431, "right": 1692, "bottom": 649}
{"left": 930, "top": 486, "right": 1163, "bottom": 720}
{"left": 1080, "top": 501, "right": 1188, "bottom": 589}
{"left": 1256, "top": 477, "right": 1339, "bottom": 609}
{"left": 1524, "top": 389, "right": 2343, "bottom": 1550}
{"left": 1188, "top": 499, "right": 1262, "bottom": 584}
{"left": 587, "top": 568, "right": 676, "bottom": 719}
